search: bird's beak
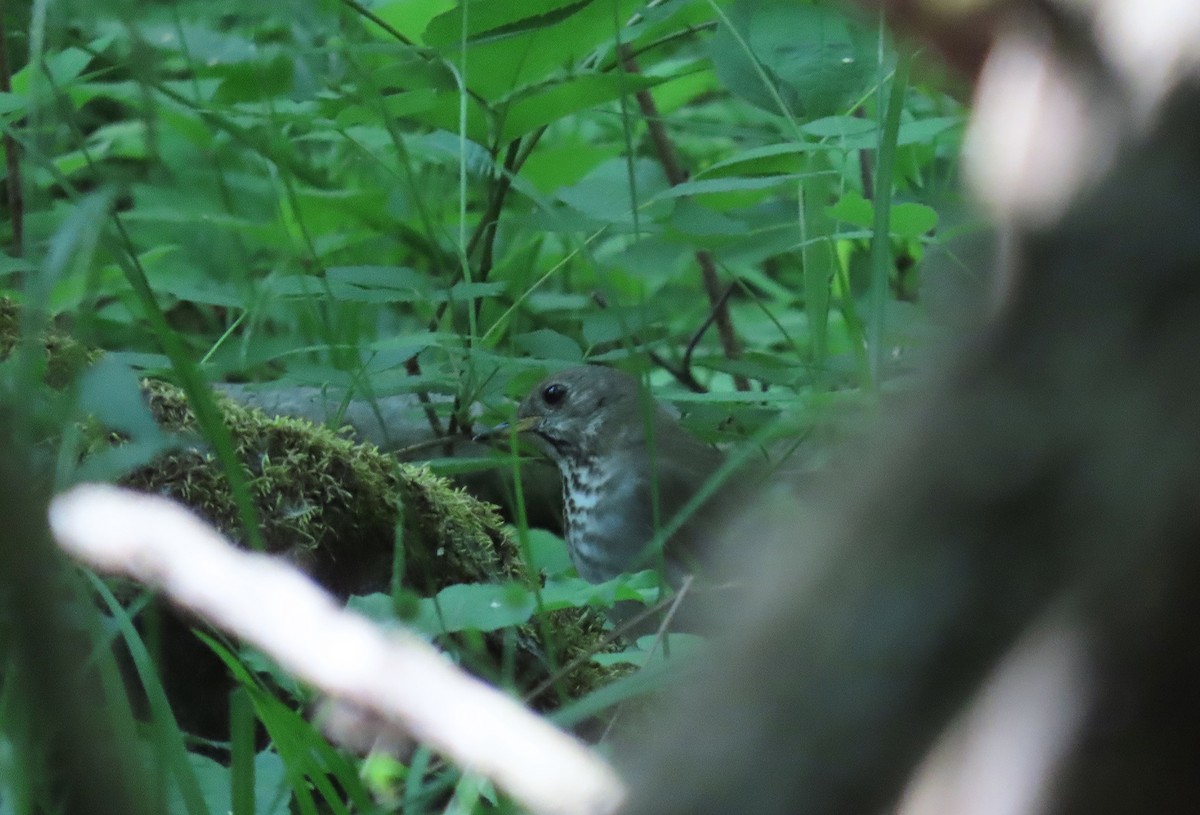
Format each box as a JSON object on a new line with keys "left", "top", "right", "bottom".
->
{"left": 473, "top": 415, "right": 540, "bottom": 443}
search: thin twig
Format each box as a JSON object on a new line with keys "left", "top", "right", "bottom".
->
{"left": 618, "top": 49, "right": 750, "bottom": 391}
{"left": 597, "top": 577, "right": 696, "bottom": 743}
{"left": 473, "top": 138, "right": 523, "bottom": 330}
{"left": 681, "top": 283, "right": 737, "bottom": 377}
{"left": 590, "top": 294, "right": 707, "bottom": 393}
{"left": 469, "top": 139, "right": 523, "bottom": 268}
{"left": 647, "top": 350, "right": 706, "bottom": 393}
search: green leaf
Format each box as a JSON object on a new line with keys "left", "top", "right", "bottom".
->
{"left": 10, "top": 47, "right": 93, "bottom": 95}
{"left": 828, "top": 191, "right": 938, "bottom": 238}
{"left": 166, "top": 752, "right": 229, "bottom": 815}
{"left": 557, "top": 158, "right": 671, "bottom": 223}
{"left": 413, "top": 583, "right": 538, "bottom": 633}
{"left": 327, "top": 266, "right": 430, "bottom": 303}
{"left": 443, "top": 281, "right": 509, "bottom": 302}
{"left": 213, "top": 54, "right": 294, "bottom": 103}
{"left": 501, "top": 73, "right": 664, "bottom": 141}
{"left": 651, "top": 172, "right": 811, "bottom": 200}
{"left": 70, "top": 357, "right": 180, "bottom": 483}
{"left": 802, "top": 115, "right": 876, "bottom": 139}
{"left": 889, "top": 202, "right": 939, "bottom": 238}
{"left": 146, "top": 23, "right": 258, "bottom": 65}
{"left": 827, "top": 190, "right": 874, "bottom": 228}
{"left": 710, "top": 0, "right": 875, "bottom": 119}
{"left": 541, "top": 572, "right": 659, "bottom": 610}
{"left": 700, "top": 143, "right": 838, "bottom": 178}
{"left": 371, "top": 0, "right": 458, "bottom": 43}
{"left": 513, "top": 329, "right": 583, "bottom": 362}
{"left": 522, "top": 528, "right": 574, "bottom": 576}
{"left": 424, "top": 0, "right": 595, "bottom": 45}
{"left": 591, "top": 633, "right": 707, "bottom": 667}
{"left": 423, "top": 0, "right": 644, "bottom": 100}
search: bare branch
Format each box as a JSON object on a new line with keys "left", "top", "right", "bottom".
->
{"left": 49, "top": 484, "right": 627, "bottom": 815}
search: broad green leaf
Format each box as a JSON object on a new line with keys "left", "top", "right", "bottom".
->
{"left": 650, "top": 172, "right": 811, "bottom": 200}
{"left": 668, "top": 200, "right": 749, "bottom": 238}
{"left": 802, "top": 115, "right": 876, "bottom": 139}
{"left": 580, "top": 308, "right": 661, "bottom": 347}
{"left": 799, "top": 115, "right": 964, "bottom": 150}
{"left": 829, "top": 191, "right": 938, "bottom": 238}
{"left": 143, "top": 23, "right": 258, "bottom": 64}
{"left": 521, "top": 528, "right": 574, "bottom": 576}
{"left": 541, "top": 572, "right": 659, "bottom": 610}
{"left": 710, "top": 0, "right": 875, "bottom": 119}
{"left": 557, "top": 158, "right": 671, "bottom": 224}
{"left": 423, "top": 0, "right": 644, "bottom": 100}
{"left": 896, "top": 116, "right": 963, "bottom": 145}
{"left": 444, "top": 281, "right": 509, "bottom": 302}
{"left": 213, "top": 54, "right": 295, "bottom": 103}
{"left": 513, "top": 329, "right": 584, "bottom": 362}
{"left": 424, "top": 0, "right": 596, "bottom": 44}
{"left": 890, "top": 202, "right": 939, "bottom": 238}
{"left": 519, "top": 137, "right": 622, "bottom": 194}
{"left": 700, "top": 142, "right": 839, "bottom": 178}
{"left": 412, "top": 583, "right": 538, "bottom": 633}
{"left": 500, "top": 73, "right": 664, "bottom": 142}
{"left": 591, "top": 633, "right": 707, "bottom": 666}
{"left": 648, "top": 61, "right": 721, "bottom": 115}
{"left": 827, "top": 190, "right": 874, "bottom": 228}
{"left": 166, "top": 752, "right": 230, "bottom": 815}
{"left": 327, "top": 266, "right": 430, "bottom": 303}
{"left": 371, "top": 0, "right": 458, "bottom": 43}
{"left": 10, "top": 47, "right": 93, "bottom": 95}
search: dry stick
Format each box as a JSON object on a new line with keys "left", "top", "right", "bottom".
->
{"left": 50, "top": 484, "right": 627, "bottom": 815}
{"left": 0, "top": 9, "right": 23, "bottom": 258}
{"left": 619, "top": 50, "right": 750, "bottom": 392}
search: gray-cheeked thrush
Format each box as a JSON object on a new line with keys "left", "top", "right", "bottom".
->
{"left": 508, "top": 366, "right": 728, "bottom": 594}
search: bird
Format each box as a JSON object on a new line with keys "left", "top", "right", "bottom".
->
{"left": 502, "top": 366, "right": 731, "bottom": 610}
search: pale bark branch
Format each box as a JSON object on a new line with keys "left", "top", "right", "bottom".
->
{"left": 49, "top": 483, "right": 626, "bottom": 815}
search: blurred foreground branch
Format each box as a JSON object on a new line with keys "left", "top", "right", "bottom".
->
{"left": 49, "top": 484, "right": 626, "bottom": 815}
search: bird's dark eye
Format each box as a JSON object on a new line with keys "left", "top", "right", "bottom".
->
{"left": 541, "top": 383, "right": 568, "bottom": 407}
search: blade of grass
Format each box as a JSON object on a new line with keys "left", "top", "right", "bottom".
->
{"left": 868, "top": 49, "right": 912, "bottom": 386}
{"left": 200, "top": 634, "right": 371, "bottom": 814}
{"left": 86, "top": 572, "right": 212, "bottom": 815}
{"left": 105, "top": 215, "right": 266, "bottom": 551}
{"left": 230, "top": 688, "right": 256, "bottom": 815}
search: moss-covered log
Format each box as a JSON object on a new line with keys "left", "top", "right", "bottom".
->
{"left": 1, "top": 297, "right": 618, "bottom": 736}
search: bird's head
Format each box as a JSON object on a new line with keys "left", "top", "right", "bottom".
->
{"left": 509, "top": 366, "right": 651, "bottom": 465}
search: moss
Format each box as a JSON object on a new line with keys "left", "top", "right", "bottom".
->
{"left": 130, "top": 380, "right": 519, "bottom": 597}
{"left": 0, "top": 297, "right": 16, "bottom": 351}
{"left": 0, "top": 296, "right": 97, "bottom": 388}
